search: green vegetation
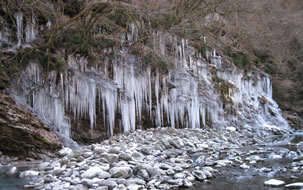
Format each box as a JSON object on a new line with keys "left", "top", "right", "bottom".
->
{"left": 225, "top": 49, "right": 250, "bottom": 70}
{"left": 53, "top": 28, "right": 116, "bottom": 56}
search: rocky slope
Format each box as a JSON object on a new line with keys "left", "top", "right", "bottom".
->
{"left": 0, "top": 94, "right": 61, "bottom": 159}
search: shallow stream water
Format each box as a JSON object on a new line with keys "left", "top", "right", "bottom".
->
{"left": 0, "top": 167, "right": 30, "bottom": 190}
{"left": 0, "top": 162, "right": 40, "bottom": 190}
{"left": 185, "top": 132, "right": 303, "bottom": 190}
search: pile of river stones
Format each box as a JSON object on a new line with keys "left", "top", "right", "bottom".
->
{"left": 8, "top": 127, "right": 303, "bottom": 189}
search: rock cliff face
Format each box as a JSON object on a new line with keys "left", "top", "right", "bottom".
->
{"left": 0, "top": 94, "right": 61, "bottom": 158}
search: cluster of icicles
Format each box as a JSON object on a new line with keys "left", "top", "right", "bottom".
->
{"left": 17, "top": 19, "right": 289, "bottom": 140}
{"left": 0, "top": 12, "right": 51, "bottom": 49}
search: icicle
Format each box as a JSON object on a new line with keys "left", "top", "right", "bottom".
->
{"left": 25, "top": 15, "right": 38, "bottom": 44}
{"left": 46, "top": 20, "right": 52, "bottom": 29}
{"left": 14, "top": 12, "right": 23, "bottom": 48}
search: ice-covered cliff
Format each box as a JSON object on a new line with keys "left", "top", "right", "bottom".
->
{"left": 9, "top": 19, "right": 289, "bottom": 144}
{"left": 1, "top": 12, "right": 289, "bottom": 144}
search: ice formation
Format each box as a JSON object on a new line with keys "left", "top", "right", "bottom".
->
{"left": 0, "top": 12, "right": 39, "bottom": 49}
{"left": 14, "top": 12, "right": 23, "bottom": 48}
{"left": 14, "top": 22, "right": 290, "bottom": 141}
{"left": 25, "top": 15, "right": 38, "bottom": 44}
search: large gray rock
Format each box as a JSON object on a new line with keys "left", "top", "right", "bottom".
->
{"left": 136, "top": 169, "right": 149, "bottom": 181}
{"left": 285, "top": 182, "right": 303, "bottom": 188}
{"left": 100, "top": 153, "right": 119, "bottom": 163}
{"left": 81, "top": 166, "right": 103, "bottom": 179}
{"left": 264, "top": 179, "right": 285, "bottom": 187}
{"left": 95, "top": 179, "right": 118, "bottom": 188}
{"left": 110, "top": 166, "right": 132, "bottom": 178}
{"left": 134, "top": 164, "right": 160, "bottom": 177}
{"left": 169, "top": 137, "right": 184, "bottom": 149}
{"left": 74, "top": 184, "right": 89, "bottom": 190}
{"left": 96, "top": 187, "right": 108, "bottom": 190}
{"left": 119, "top": 153, "right": 132, "bottom": 161}
{"left": 192, "top": 170, "right": 207, "bottom": 181}
{"left": 167, "top": 179, "right": 183, "bottom": 186}
{"left": 94, "top": 147, "right": 107, "bottom": 154}
{"left": 58, "top": 147, "right": 73, "bottom": 157}
{"left": 98, "top": 171, "right": 111, "bottom": 179}
{"left": 19, "top": 170, "right": 39, "bottom": 178}
{"left": 297, "top": 142, "right": 303, "bottom": 155}
{"left": 127, "top": 184, "right": 141, "bottom": 190}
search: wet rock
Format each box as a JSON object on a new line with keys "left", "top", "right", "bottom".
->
{"left": 81, "top": 179, "right": 94, "bottom": 187}
{"left": 38, "top": 162, "right": 50, "bottom": 171}
{"left": 162, "top": 148, "right": 183, "bottom": 158}
{"left": 169, "top": 137, "right": 184, "bottom": 149}
{"left": 74, "top": 184, "right": 89, "bottom": 190}
{"left": 7, "top": 166, "right": 17, "bottom": 175}
{"left": 297, "top": 142, "right": 303, "bottom": 155}
{"left": 167, "top": 178, "right": 183, "bottom": 185}
{"left": 141, "top": 147, "right": 153, "bottom": 155}
{"left": 53, "top": 167, "right": 65, "bottom": 176}
{"left": 195, "top": 155, "right": 205, "bottom": 166}
{"left": 215, "top": 160, "right": 233, "bottom": 167}
{"left": 63, "top": 169, "right": 73, "bottom": 177}
{"left": 119, "top": 153, "right": 132, "bottom": 161}
{"left": 135, "top": 164, "right": 160, "bottom": 177}
{"left": 260, "top": 167, "right": 272, "bottom": 173}
{"left": 94, "top": 147, "right": 107, "bottom": 154}
{"left": 157, "top": 163, "right": 172, "bottom": 170}
{"left": 136, "top": 169, "right": 149, "bottom": 181}
{"left": 126, "top": 178, "right": 146, "bottom": 185}
{"left": 192, "top": 170, "right": 207, "bottom": 181}
{"left": 240, "top": 163, "right": 250, "bottom": 169}
{"left": 166, "top": 169, "right": 175, "bottom": 175}
{"left": 20, "top": 170, "right": 39, "bottom": 178}
{"left": 268, "top": 152, "right": 283, "bottom": 159}
{"left": 264, "top": 179, "right": 285, "bottom": 187}
{"left": 109, "top": 147, "right": 120, "bottom": 154}
{"left": 100, "top": 153, "right": 119, "bottom": 163}
{"left": 73, "top": 184, "right": 88, "bottom": 190}
{"left": 82, "top": 151, "right": 94, "bottom": 158}
{"left": 182, "top": 178, "right": 192, "bottom": 187}
{"left": 96, "top": 186, "right": 108, "bottom": 190}
{"left": 113, "top": 184, "right": 127, "bottom": 190}
{"left": 96, "top": 179, "right": 118, "bottom": 189}
{"left": 160, "top": 137, "right": 172, "bottom": 149}
{"left": 226, "top": 127, "right": 236, "bottom": 132}
{"left": 285, "top": 182, "right": 303, "bottom": 188}
{"left": 98, "top": 171, "right": 111, "bottom": 179}
{"left": 127, "top": 184, "right": 141, "bottom": 190}
{"left": 58, "top": 148, "right": 73, "bottom": 157}
{"left": 109, "top": 166, "right": 132, "bottom": 178}
{"left": 286, "top": 151, "right": 298, "bottom": 159}
{"left": 44, "top": 175, "right": 56, "bottom": 183}
{"left": 174, "top": 173, "right": 186, "bottom": 179}
{"left": 109, "top": 178, "right": 127, "bottom": 185}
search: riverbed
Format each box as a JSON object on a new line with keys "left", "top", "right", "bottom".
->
{"left": 1, "top": 129, "right": 303, "bottom": 190}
